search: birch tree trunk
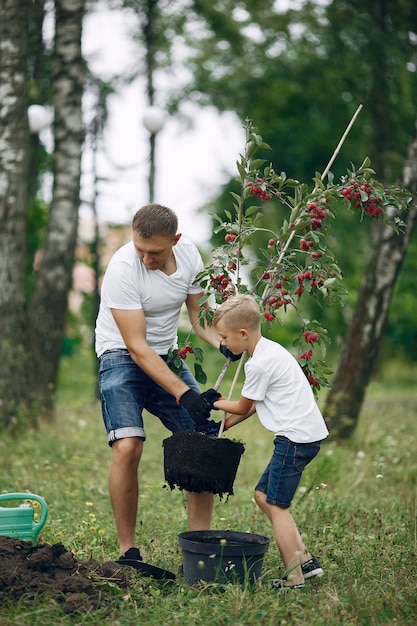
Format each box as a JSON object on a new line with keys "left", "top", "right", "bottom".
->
{"left": 323, "top": 117, "right": 417, "bottom": 439}
{"left": 28, "top": 0, "right": 85, "bottom": 410}
{"left": 0, "top": 0, "right": 31, "bottom": 424}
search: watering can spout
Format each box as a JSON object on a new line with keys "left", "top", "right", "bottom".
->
{"left": 0, "top": 493, "right": 48, "bottom": 543}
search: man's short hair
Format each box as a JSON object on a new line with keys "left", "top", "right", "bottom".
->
{"left": 132, "top": 204, "right": 178, "bottom": 239}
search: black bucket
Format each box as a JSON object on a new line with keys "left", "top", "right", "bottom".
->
{"left": 178, "top": 530, "right": 269, "bottom": 585}
{"left": 163, "top": 431, "right": 245, "bottom": 497}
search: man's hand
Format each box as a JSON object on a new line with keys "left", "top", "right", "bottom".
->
{"left": 220, "top": 344, "right": 242, "bottom": 362}
{"left": 178, "top": 389, "right": 212, "bottom": 424}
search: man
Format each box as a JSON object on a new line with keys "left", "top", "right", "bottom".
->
{"left": 95, "top": 203, "right": 228, "bottom": 570}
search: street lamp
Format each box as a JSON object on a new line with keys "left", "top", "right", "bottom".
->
{"left": 28, "top": 104, "right": 51, "bottom": 134}
{"left": 143, "top": 105, "right": 166, "bottom": 202}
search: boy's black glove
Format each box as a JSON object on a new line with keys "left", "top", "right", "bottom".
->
{"left": 195, "top": 420, "right": 222, "bottom": 436}
{"left": 201, "top": 388, "right": 222, "bottom": 408}
{"left": 220, "top": 344, "right": 242, "bottom": 362}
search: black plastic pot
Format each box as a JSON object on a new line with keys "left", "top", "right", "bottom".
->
{"left": 178, "top": 530, "right": 269, "bottom": 585}
{"left": 163, "top": 431, "right": 245, "bottom": 497}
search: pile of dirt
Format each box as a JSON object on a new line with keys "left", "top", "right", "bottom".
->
{"left": 0, "top": 536, "right": 139, "bottom": 614}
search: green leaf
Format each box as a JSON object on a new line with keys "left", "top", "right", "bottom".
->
{"left": 250, "top": 158, "right": 267, "bottom": 170}
{"left": 193, "top": 346, "right": 204, "bottom": 362}
{"left": 194, "top": 363, "right": 207, "bottom": 385}
{"left": 245, "top": 205, "right": 260, "bottom": 217}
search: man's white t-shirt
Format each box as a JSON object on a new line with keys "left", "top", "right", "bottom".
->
{"left": 242, "top": 336, "right": 329, "bottom": 443}
{"left": 95, "top": 236, "right": 204, "bottom": 357}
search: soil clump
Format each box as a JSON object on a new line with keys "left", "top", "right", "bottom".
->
{"left": 0, "top": 536, "right": 139, "bottom": 614}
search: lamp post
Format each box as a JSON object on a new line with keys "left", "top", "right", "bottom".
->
{"left": 143, "top": 105, "right": 166, "bottom": 203}
{"left": 28, "top": 104, "right": 51, "bottom": 134}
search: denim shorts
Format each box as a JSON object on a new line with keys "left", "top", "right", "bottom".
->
{"left": 98, "top": 349, "right": 201, "bottom": 445}
{"left": 255, "top": 436, "right": 322, "bottom": 508}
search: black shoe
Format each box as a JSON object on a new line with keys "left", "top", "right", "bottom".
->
{"left": 302, "top": 555, "right": 324, "bottom": 579}
{"left": 271, "top": 579, "right": 305, "bottom": 590}
{"left": 116, "top": 547, "right": 176, "bottom": 580}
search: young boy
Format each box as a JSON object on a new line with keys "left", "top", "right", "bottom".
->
{"left": 212, "top": 293, "right": 328, "bottom": 589}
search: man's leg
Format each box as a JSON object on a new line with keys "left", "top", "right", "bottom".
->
{"left": 186, "top": 490, "right": 214, "bottom": 530}
{"left": 108, "top": 437, "right": 143, "bottom": 556}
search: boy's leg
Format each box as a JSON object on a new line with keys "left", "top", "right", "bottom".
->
{"left": 255, "top": 490, "right": 304, "bottom": 586}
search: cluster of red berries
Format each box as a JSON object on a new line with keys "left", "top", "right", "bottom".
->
{"left": 303, "top": 330, "right": 319, "bottom": 343}
{"left": 177, "top": 346, "right": 194, "bottom": 360}
{"left": 301, "top": 331, "right": 320, "bottom": 387}
{"left": 300, "top": 238, "right": 314, "bottom": 252}
{"left": 299, "top": 238, "right": 322, "bottom": 260}
{"left": 224, "top": 233, "right": 237, "bottom": 242}
{"left": 295, "top": 271, "right": 325, "bottom": 296}
{"left": 307, "top": 202, "right": 326, "bottom": 230}
{"left": 246, "top": 180, "right": 272, "bottom": 201}
{"left": 209, "top": 273, "right": 235, "bottom": 300}
{"left": 263, "top": 278, "right": 293, "bottom": 321}
{"left": 305, "top": 371, "right": 320, "bottom": 387}
{"left": 341, "top": 180, "right": 383, "bottom": 217}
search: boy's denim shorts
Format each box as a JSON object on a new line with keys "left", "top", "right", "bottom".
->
{"left": 255, "top": 436, "right": 322, "bottom": 508}
{"left": 98, "top": 349, "right": 200, "bottom": 445}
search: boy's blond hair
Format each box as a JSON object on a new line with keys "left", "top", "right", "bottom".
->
{"left": 213, "top": 294, "right": 261, "bottom": 331}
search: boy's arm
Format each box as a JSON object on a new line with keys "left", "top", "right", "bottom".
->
{"left": 214, "top": 396, "right": 256, "bottom": 429}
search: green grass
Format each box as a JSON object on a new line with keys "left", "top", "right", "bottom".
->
{"left": 1, "top": 348, "right": 417, "bottom": 624}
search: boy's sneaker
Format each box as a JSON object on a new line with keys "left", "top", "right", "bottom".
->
{"left": 302, "top": 555, "right": 324, "bottom": 579}
{"left": 271, "top": 579, "right": 305, "bottom": 590}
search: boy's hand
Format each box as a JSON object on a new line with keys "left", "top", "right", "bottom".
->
{"left": 195, "top": 420, "right": 222, "bottom": 436}
{"left": 220, "top": 344, "right": 242, "bottom": 362}
{"left": 201, "top": 388, "right": 222, "bottom": 408}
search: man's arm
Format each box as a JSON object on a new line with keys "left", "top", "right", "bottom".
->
{"left": 111, "top": 308, "right": 189, "bottom": 398}
{"left": 185, "top": 292, "right": 222, "bottom": 349}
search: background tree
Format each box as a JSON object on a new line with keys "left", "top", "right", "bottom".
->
{"left": 27, "top": 0, "right": 85, "bottom": 412}
{"left": 0, "top": 0, "right": 32, "bottom": 424}
{"left": 324, "top": 120, "right": 417, "bottom": 438}
{"left": 0, "top": 0, "right": 85, "bottom": 424}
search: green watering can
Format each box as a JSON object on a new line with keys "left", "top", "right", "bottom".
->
{"left": 0, "top": 493, "right": 48, "bottom": 542}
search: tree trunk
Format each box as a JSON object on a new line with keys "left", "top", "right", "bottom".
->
{"left": 0, "top": 0, "right": 31, "bottom": 425}
{"left": 323, "top": 117, "right": 417, "bottom": 439}
{"left": 28, "top": 0, "right": 85, "bottom": 410}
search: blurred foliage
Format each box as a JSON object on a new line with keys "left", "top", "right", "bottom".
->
{"left": 173, "top": 0, "right": 417, "bottom": 361}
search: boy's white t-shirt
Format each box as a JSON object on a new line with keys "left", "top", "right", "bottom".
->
{"left": 242, "top": 336, "right": 329, "bottom": 443}
{"left": 95, "top": 236, "right": 204, "bottom": 357}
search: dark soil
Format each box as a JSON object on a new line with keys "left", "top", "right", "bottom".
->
{"left": 0, "top": 536, "right": 142, "bottom": 614}
{"left": 163, "top": 431, "right": 245, "bottom": 497}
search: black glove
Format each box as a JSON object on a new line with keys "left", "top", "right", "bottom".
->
{"left": 220, "top": 344, "right": 242, "bottom": 362}
{"left": 195, "top": 420, "right": 222, "bottom": 436}
{"left": 178, "top": 389, "right": 211, "bottom": 425}
{"left": 200, "top": 388, "right": 222, "bottom": 408}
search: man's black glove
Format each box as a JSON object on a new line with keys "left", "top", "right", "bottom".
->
{"left": 195, "top": 420, "right": 222, "bottom": 436}
{"left": 178, "top": 389, "right": 211, "bottom": 424}
{"left": 220, "top": 344, "right": 242, "bottom": 362}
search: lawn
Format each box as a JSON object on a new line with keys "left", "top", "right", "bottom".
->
{"left": 0, "top": 348, "right": 416, "bottom": 625}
